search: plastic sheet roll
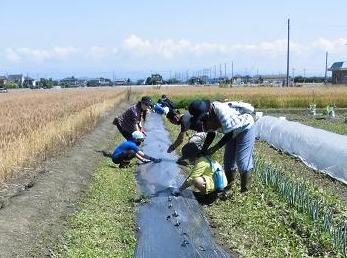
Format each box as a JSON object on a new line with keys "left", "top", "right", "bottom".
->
{"left": 255, "top": 116, "right": 347, "bottom": 184}
{"left": 135, "top": 113, "right": 230, "bottom": 258}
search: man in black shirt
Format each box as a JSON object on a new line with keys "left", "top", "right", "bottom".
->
{"left": 166, "top": 110, "right": 205, "bottom": 153}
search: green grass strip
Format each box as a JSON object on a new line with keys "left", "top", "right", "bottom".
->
{"left": 164, "top": 116, "right": 345, "bottom": 257}
{"left": 54, "top": 147, "right": 137, "bottom": 257}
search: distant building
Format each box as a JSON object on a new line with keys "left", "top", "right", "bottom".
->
{"left": 114, "top": 79, "right": 128, "bottom": 85}
{"left": 23, "top": 76, "right": 37, "bottom": 88}
{"left": 328, "top": 61, "right": 347, "bottom": 84}
{"left": 0, "top": 76, "right": 7, "bottom": 86}
{"left": 59, "top": 76, "right": 80, "bottom": 87}
{"left": 261, "top": 75, "right": 286, "bottom": 86}
{"left": 8, "top": 74, "right": 25, "bottom": 87}
{"left": 87, "top": 78, "right": 112, "bottom": 87}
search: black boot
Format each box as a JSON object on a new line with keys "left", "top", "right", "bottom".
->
{"left": 224, "top": 170, "right": 236, "bottom": 191}
{"left": 119, "top": 160, "right": 130, "bottom": 168}
{"left": 240, "top": 172, "right": 251, "bottom": 193}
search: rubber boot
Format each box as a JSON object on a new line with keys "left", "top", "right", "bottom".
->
{"left": 224, "top": 170, "right": 236, "bottom": 191}
{"left": 240, "top": 172, "right": 251, "bottom": 193}
{"left": 219, "top": 170, "right": 236, "bottom": 200}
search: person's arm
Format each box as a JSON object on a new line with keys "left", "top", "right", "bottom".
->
{"left": 176, "top": 159, "right": 206, "bottom": 193}
{"left": 178, "top": 178, "right": 192, "bottom": 192}
{"left": 137, "top": 151, "right": 161, "bottom": 163}
{"left": 200, "top": 132, "right": 216, "bottom": 154}
{"left": 207, "top": 131, "right": 233, "bottom": 155}
{"left": 167, "top": 131, "right": 185, "bottom": 153}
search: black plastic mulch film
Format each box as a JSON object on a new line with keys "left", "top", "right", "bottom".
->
{"left": 135, "top": 114, "right": 230, "bottom": 258}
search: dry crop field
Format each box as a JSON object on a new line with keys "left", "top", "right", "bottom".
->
{"left": 0, "top": 88, "right": 127, "bottom": 182}
{"left": 139, "top": 85, "right": 347, "bottom": 108}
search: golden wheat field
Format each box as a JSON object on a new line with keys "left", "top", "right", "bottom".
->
{"left": 0, "top": 88, "right": 127, "bottom": 182}
{"left": 139, "top": 86, "right": 347, "bottom": 108}
{"left": 2, "top": 85, "right": 346, "bottom": 182}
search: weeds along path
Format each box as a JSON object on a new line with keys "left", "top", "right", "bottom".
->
{"left": 135, "top": 114, "right": 230, "bottom": 258}
{"left": 0, "top": 101, "right": 130, "bottom": 257}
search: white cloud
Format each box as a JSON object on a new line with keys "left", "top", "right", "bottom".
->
{"left": 122, "top": 34, "right": 311, "bottom": 59}
{"left": 123, "top": 34, "right": 151, "bottom": 53}
{"left": 312, "top": 38, "right": 347, "bottom": 53}
{"left": 88, "top": 46, "right": 109, "bottom": 59}
{"left": 53, "top": 47, "right": 78, "bottom": 58}
{"left": 4, "top": 48, "right": 21, "bottom": 63}
{"left": 3, "top": 46, "right": 78, "bottom": 63}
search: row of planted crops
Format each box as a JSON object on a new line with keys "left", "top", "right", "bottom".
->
{"left": 156, "top": 86, "right": 347, "bottom": 257}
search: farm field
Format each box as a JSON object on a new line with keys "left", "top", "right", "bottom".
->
{"left": 165, "top": 120, "right": 347, "bottom": 257}
{"left": 1, "top": 86, "right": 346, "bottom": 257}
{"left": 262, "top": 109, "right": 347, "bottom": 136}
{"left": 0, "top": 87, "right": 127, "bottom": 183}
{"left": 0, "top": 89, "right": 137, "bottom": 257}
{"left": 138, "top": 86, "right": 347, "bottom": 109}
{"left": 163, "top": 95, "right": 347, "bottom": 257}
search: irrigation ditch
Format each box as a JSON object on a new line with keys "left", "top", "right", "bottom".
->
{"left": 135, "top": 113, "right": 230, "bottom": 257}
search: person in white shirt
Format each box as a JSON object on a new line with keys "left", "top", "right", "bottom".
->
{"left": 188, "top": 99, "right": 255, "bottom": 193}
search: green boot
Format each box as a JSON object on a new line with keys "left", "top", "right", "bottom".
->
{"left": 240, "top": 172, "right": 251, "bottom": 193}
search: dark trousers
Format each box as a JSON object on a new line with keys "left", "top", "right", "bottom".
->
{"left": 112, "top": 150, "right": 136, "bottom": 164}
{"left": 114, "top": 119, "right": 132, "bottom": 140}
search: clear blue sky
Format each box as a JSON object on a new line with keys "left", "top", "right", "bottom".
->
{"left": 1, "top": 0, "right": 346, "bottom": 79}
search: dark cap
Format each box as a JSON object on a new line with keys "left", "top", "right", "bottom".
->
{"left": 141, "top": 96, "right": 154, "bottom": 107}
{"left": 188, "top": 100, "right": 210, "bottom": 118}
{"left": 166, "top": 109, "right": 181, "bottom": 125}
{"left": 181, "top": 142, "right": 199, "bottom": 160}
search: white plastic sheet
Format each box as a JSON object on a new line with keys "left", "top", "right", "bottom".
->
{"left": 255, "top": 116, "right": 347, "bottom": 184}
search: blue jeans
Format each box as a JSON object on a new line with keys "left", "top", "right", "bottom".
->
{"left": 223, "top": 125, "right": 255, "bottom": 173}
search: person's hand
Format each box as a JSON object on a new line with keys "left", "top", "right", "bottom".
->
{"left": 171, "top": 187, "right": 181, "bottom": 196}
{"left": 167, "top": 145, "right": 175, "bottom": 153}
{"left": 140, "top": 128, "right": 147, "bottom": 136}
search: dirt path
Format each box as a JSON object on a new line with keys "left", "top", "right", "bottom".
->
{"left": 0, "top": 104, "right": 128, "bottom": 257}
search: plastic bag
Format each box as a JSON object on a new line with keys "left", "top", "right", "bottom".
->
{"left": 207, "top": 157, "right": 227, "bottom": 191}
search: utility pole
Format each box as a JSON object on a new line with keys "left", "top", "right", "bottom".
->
{"left": 214, "top": 65, "right": 217, "bottom": 80}
{"left": 224, "top": 63, "right": 227, "bottom": 78}
{"left": 286, "top": 18, "right": 290, "bottom": 87}
{"left": 303, "top": 68, "right": 306, "bottom": 83}
{"left": 219, "top": 64, "right": 222, "bottom": 78}
{"left": 324, "top": 51, "right": 328, "bottom": 84}
{"left": 231, "top": 61, "right": 234, "bottom": 84}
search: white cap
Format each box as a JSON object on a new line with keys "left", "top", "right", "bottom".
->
{"left": 132, "top": 131, "right": 145, "bottom": 140}
{"left": 163, "top": 107, "right": 170, "bottom": 115}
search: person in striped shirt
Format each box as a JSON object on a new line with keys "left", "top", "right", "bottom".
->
{"left": 188, "top": 99, "right": 255, "bottom": 193}
{"left": 113, "top": 96, "right": 153, "bottom": 140}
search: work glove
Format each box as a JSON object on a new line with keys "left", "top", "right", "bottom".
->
{"left": 142, "top": 159, "right": 151, "bottom": 164}
{"left": 152, "top": 158, "right": 162, "bottom": 163}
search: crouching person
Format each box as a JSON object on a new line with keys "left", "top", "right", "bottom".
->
{"left": 112, "top": 131, "right": 161, "bottom": 168}
{"left": 173, "top": 142, "right": 226, "bottom": 204}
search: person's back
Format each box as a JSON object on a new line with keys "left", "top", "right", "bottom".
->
{"left": 188, "top": 156, "right": 215, "bottom": 194}
{"left": 161, "top": 95, "right": 175, "bottom": 110}
{"left": 112, "top": 140, "right": 139, "bottom": 160}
